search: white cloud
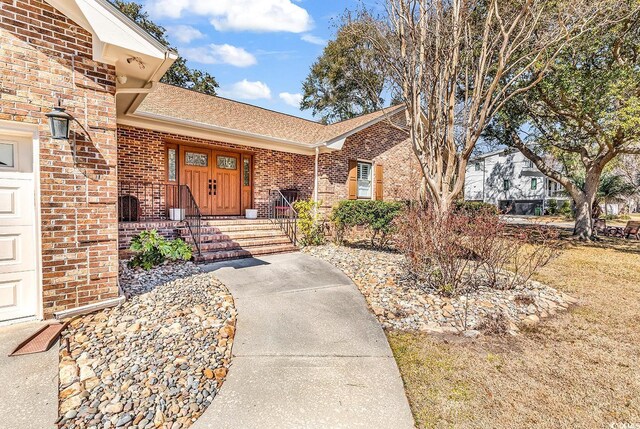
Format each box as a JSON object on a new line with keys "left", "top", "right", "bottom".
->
{"left": 146, "top": 0, "right": 313, "bottom": 33}
{"left": 279, "top": 92, "right": 302, "bottom": 107}
{"left": 220, "top": 80, "right": 272, "bottom": 100}
{"left": 301, "top": 34, "right": 326, "bottom": 46}
{"left": 182, "top": 44, "right": 257, "bottom": 67}
{"left": 166, "top": 25, "right": 205, "bottom": 44}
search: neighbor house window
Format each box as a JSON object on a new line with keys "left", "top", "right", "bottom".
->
{"left": 531, "top": 178, "right": 538, "bottom": 190}
{"left": 526, "top": 159, "right": 534, "bottom": 168}
{"left": 474, "top": 162, "right": 481, "bottom": 171}
{"left": 503, "top": 179, "right": 511, "bottom": 191}
{"left": 357, "top": 161, "right": 373, "bottom": 199}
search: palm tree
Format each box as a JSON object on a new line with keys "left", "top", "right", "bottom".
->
{"left": 597, "top": 174, "right": 636, "bottom": 216}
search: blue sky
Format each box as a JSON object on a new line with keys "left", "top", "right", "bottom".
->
{"left": 142, "top": 0, "right": 374, "bottom": 120}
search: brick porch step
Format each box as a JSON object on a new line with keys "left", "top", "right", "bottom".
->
{"left": 179, "top": 218, "right": 298, "bottom": 262}
{"left": 196, "top": 236, "right": 293, "bottom": 252}
{"left": 181, "top": 230, "right": 288, "bottom": 243}
{"left": 201, "top": 218, "right": 273, "bottom": 226}
{"left": 194, "top": 243, "right": 298, "bottom": 263}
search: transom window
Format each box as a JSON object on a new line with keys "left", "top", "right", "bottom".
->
{"left": 0, "top": 142, "right": 15, "bottom": 168}
{"left": 357, "top": 161, "right": 373, "bottom": 199}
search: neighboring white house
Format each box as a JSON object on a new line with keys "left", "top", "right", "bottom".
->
{"left": 464, "top": 149, "right": 570, "bottom": 215}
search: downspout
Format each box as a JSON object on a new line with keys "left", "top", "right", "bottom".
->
{"left": 314, "top": 146, "right": 319, "bottom": 203}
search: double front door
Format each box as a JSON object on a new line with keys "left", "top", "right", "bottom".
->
{"left": 179, "top": 146, "right": 243, "bottom": 216}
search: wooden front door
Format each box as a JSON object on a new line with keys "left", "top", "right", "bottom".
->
{"left": 180, "top": 146, "right": 214, "bottom": 215}
{"left": 212, "top": 151, "right": 241, "bottom": 215}
{"left": 179, "top": 146, "right": 243, "bottom": 216}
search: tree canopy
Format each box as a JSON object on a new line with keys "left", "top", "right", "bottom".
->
{"left": 113, "top": 0, "right": 219, "bottom": 95}
{"left": 301, "top": 20, "right": 386, "bottom": 124}
{"left": 487, "top": 0, "right": 640, "bottom": 237}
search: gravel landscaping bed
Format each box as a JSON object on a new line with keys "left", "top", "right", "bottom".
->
{"left": 305, "top": 245, "right": 576, "bottom": 336}
{"left": 58, "top": 262, "right": 236, "bottom": 429}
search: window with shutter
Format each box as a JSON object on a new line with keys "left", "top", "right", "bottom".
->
{"left": 357, "top": 161, "right": 372, "bottom": 199}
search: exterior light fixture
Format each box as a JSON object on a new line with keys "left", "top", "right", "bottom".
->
{"left": 45, "top": 100, "right": 73, "bottom": 140}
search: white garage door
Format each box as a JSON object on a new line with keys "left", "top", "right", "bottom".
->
{"left": 0, "top": 134, "right": 38, "bottom": 323}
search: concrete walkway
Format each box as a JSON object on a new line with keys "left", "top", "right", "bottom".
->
{"left": 0, "top": 321, "right": 58, "bottom": 429}
{"left": 196, "top": 252, "right": 415, "bottom": 429}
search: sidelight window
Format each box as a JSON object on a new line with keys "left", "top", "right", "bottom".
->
{"left": 243, "top": 158, "right": 250, "bottom": 186}
{"left": 167, "top": 148, "right": 176, "bottom": 181}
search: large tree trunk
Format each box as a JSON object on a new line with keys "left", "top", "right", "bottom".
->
{"left": 574, "top": 195, "right": 593, "bottom": 239}
{"left": 573, "top": 170, "right": 601, "bottom": 239}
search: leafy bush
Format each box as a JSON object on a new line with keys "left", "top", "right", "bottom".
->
{"left": 559, "top": 200, "right": 573, "bottom": 218}
{"left": 293, "top": 198, "right": 325, "bottom": 246}
{"left": 331, "top": 200, "right": 403, "bottom": 247}
{"left": 547, "top": 199, "right": 558, "bottom": 215}
{"left": 454, "top": 200, "right": 498, "bottom": 215}
{"left": 396, "top": 206, "right": 561, "bottom": 296}
{"left": 129, "top": 230, "right": 193, "bottom": 270}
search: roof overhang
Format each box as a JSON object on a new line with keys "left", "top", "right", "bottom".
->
{"left": 119, "top": 112, "right": 323, "bottom": 156}
{"left": 46, "top": 0, "right": 178, "bottom": 128}
{"left": 324, "top": 106, "right": 406, "bottom": 150}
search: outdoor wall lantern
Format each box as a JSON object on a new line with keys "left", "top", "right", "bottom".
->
{"left": 45, "top": 100, "right": 74, "bottom": 140}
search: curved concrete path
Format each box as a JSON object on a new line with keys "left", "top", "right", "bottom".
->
{"left": 196, "top": 252, "right": 415, "bottom": 429}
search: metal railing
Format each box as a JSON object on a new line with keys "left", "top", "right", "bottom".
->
{"left": 118, "top": 181, "right": 202, "bottom": 256}
{"left": 178, "top": 184, "right": 202, "bottom": 256}
{"left": 268, "top": 189, "right": 298, "bottom": 245}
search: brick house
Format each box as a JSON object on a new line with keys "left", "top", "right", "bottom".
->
{"left": 0, "top": 0, "right": 418, "bottom": 323}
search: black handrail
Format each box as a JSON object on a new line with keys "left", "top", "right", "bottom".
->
{"left": 268, "top": 189, "right": 298, "bottom": 245}
{"left": 179, "top": 184, "right": 202, "bottom": 256}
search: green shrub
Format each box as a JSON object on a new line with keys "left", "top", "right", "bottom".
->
{"left": 454, "top": 200, "right": 499, "bottom": 215}
{"left": 547, "top": 199, "right": 558, "bottom": 215}
{"left": 293, "top": 198, "right": 325, "bottom": 246}
{"left": 129, "top": 230, "right": 193, "bottom": 270}
{"left": 331, "top": 200, "right": 403, "bottom": 247}
{"left": 559, "top": 200, "right": 573, "bottom": 218}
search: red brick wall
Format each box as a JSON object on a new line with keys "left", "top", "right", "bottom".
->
{"left": 317, "top": 117, "right": 420, "bottom": 213}
{"left": 0, "top": 0, "right": 119, "bottom": 317}
{"left": 117, "top": 119, "right": 418, "bottom": 221}
{"left": 117, "top": 126, "right": 315, "bottom": 218}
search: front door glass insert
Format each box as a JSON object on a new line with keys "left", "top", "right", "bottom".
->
{"left": 217, "top": 155, "right": 237, "bottom": 170}
{"left": 185, "top": 152, "right": 208, "bottom": 167}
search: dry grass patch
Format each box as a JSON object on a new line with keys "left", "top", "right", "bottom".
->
{"left": 389, "top": 239, "right": 640, "bottom": 429}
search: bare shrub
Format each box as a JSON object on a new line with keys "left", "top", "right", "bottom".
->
{"left": 396, "top": 205, "right": 562, "bottom": 296}
{"left": 396, "top": 205, "right": 481, "bottom": 296}
{"left": 468, "top": 220, "right": 562, "bottom": 290}
{"left": 476, "top": 311, "right": 510, "bottom": 336}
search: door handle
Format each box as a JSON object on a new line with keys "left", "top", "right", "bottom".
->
{"left": 213, "top": 180, "right": 217, "bottom": 196}
{"left": 208, "top": 179, "right": 212, "bottom": 196}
